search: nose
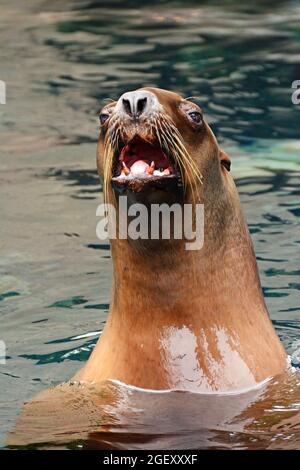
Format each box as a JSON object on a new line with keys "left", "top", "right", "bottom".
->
{"left": 117, "top": 90, "right": 154, "bottom": 119}
{"left": 122, "top": 96, "right": 147, "bottom": 117}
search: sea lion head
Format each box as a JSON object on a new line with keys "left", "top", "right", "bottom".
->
{"left": 97, "top": 87, "right": 231, "bottom": 206}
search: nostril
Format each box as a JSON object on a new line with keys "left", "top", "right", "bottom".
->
{"left": 122, "top": 98, "right": 132, "bottom": 116}
{"left": 121, "top": 94, "right": 149, "bottom": 118}
{"left": 137, "top": 97, "right": 147, "bottom": 116}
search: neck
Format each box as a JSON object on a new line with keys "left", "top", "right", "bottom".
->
{"left": 77, "top": 186, "right": 286, "bottom": 392}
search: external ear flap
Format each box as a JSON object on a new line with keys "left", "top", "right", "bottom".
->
{"left": 220, "top": 149, "right": 231, "bottom": 171}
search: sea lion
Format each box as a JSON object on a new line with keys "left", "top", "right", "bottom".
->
{"left": 75, "top": 87, "right": 286, "bottom": 392}
{"left": 8, "top": 88, "right": 298, "bottom": 450}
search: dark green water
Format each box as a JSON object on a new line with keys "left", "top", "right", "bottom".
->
{"left": 0, "top": 0, "right": 300, "bottom": 449}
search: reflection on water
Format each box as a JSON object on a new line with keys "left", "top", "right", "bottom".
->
{"left": 0, "top": 0, "right": 300, "bottom": 449}
{"left": 7, "top": 371, "right": 300, "bottom": 450}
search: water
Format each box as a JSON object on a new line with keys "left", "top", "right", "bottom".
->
{"left": 0, "top": 0, "right": 300, "bottom": 449}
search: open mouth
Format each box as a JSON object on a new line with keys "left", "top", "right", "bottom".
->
{"left": 111, "top": 138, "right": 179, "bottom": 192}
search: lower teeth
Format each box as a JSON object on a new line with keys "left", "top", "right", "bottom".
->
{"left": 117, "top": 168, "right": 172, "bottom": 179}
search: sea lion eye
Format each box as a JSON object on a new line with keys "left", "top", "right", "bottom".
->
{"left": 99, "top": 113, "right": 110, "bottom": 125}
{"left": 188, "top": 111, "right": 202, "bottom": 124}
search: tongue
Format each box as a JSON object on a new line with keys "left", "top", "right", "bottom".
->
{"left": 130, "top": 160, "right": 150, "bottom": 175}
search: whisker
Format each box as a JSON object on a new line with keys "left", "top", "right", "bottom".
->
{"left": 102, "top": 110, "right": 203, "bottom": 207}
{"left": 157, "top": 114, "right": 203, "bottom": 203}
